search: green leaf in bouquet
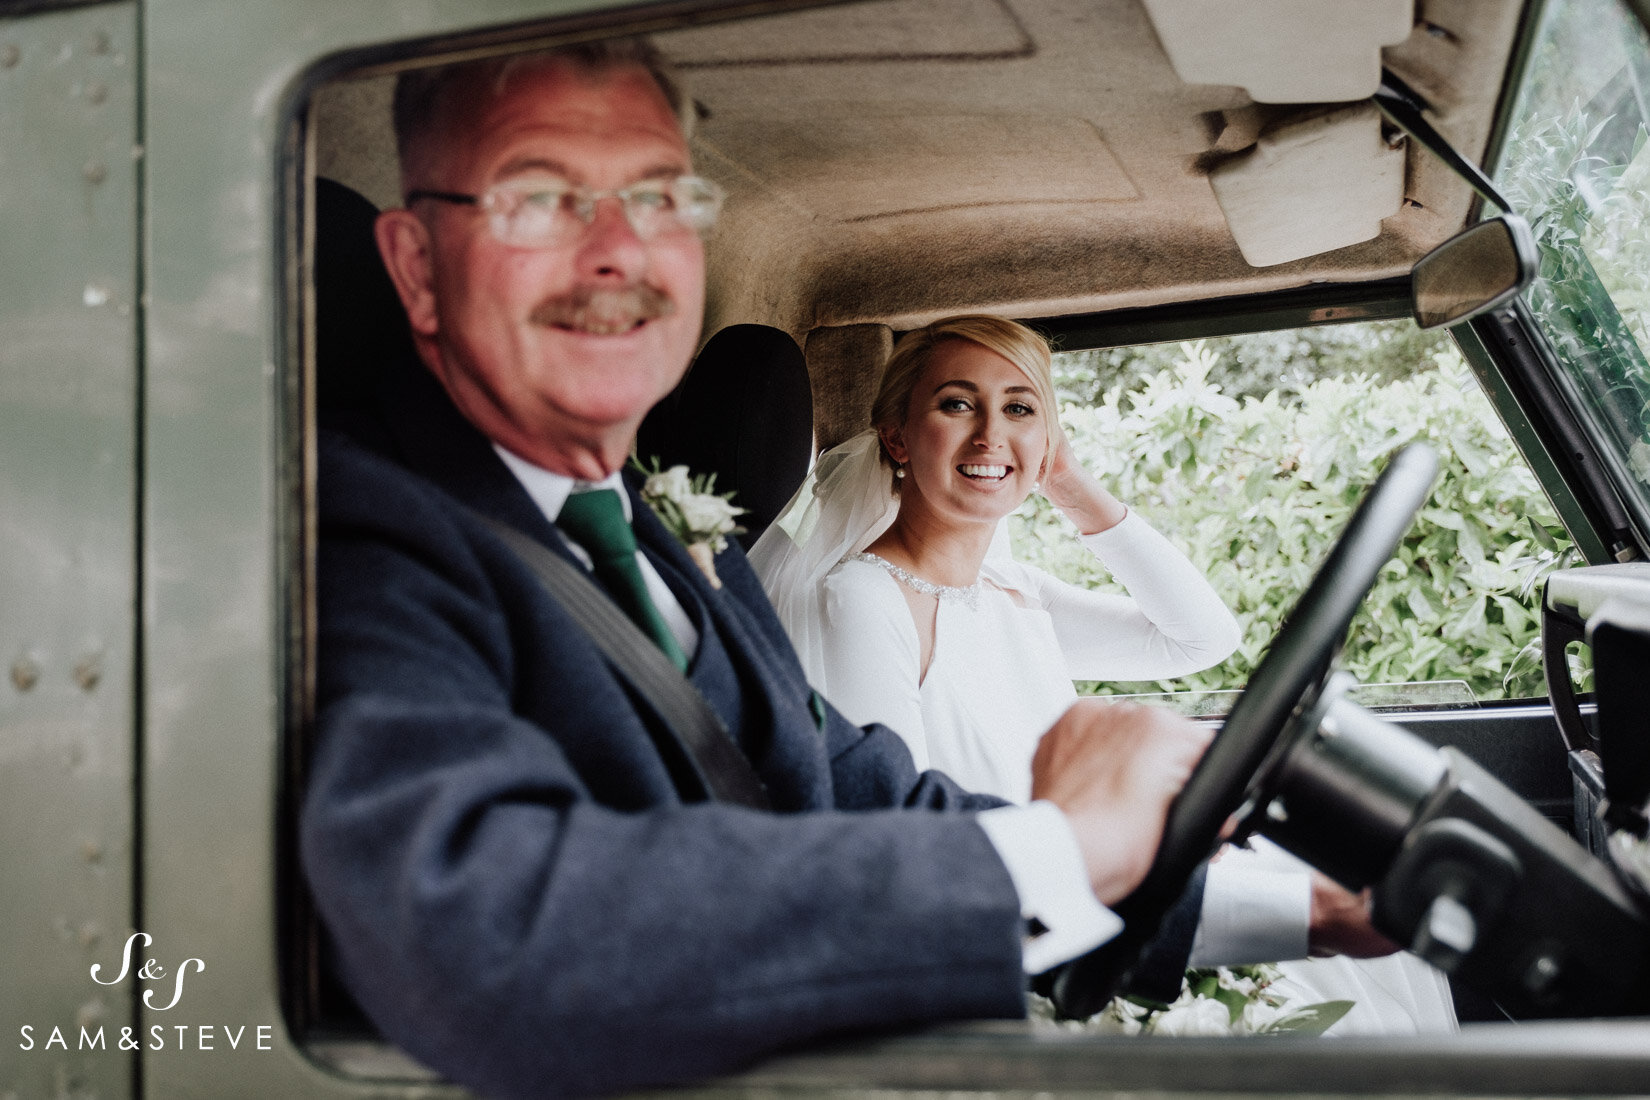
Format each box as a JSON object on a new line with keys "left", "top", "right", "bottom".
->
{"left": 1261, "top": 999, "right": 1355, "bottom": 1036}
{"left": 1210, "top": 983, "right": 1251, "bottom": 1025}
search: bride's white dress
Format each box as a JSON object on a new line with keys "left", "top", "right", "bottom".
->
{"left": 814, "top": 512, "right": 1238, "bottom": 804}
{"left": 802, "top": 515, "right": 1456, "bottom": 1036}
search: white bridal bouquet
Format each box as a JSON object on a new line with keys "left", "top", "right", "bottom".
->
{"left": 1030, "top": 964, "right": 1354, "bottom": 1038}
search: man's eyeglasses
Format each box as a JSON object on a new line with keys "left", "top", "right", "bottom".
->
{"left": 406, "top": 175, "right": 725, "bottom": 248}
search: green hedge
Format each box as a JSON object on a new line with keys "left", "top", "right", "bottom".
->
{"left": 1012, "top": 341, "right": 1583, "bottom": 703}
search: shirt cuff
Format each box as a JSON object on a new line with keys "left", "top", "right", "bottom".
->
{"left": 1187, "top": 845, "right": 1312, "bottom": 966}
{"left": 976, "top": 801, "right": 1123, "bottom": 975}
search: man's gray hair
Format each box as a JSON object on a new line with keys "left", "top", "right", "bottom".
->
{"left": 391, "top": 37, "right": 693, "bottom": 194}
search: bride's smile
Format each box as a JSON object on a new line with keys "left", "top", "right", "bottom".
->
{"left": 882, "top": 338, "right": 1048, "bottom": 529}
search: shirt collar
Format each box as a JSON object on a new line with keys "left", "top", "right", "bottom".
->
{"left": 493, "top": 444, "right": 632, "bottom": 523}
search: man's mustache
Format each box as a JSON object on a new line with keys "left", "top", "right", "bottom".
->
{"left": 529, "top": 284, "right": 676, "bottom": 333}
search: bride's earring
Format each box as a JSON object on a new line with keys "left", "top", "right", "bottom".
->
{"left": 895, "top": 465, "right": 906, "bottom": 479}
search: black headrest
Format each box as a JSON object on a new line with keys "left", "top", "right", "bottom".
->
{"left": 637, "top": 324, "right": 814, "bottom": 547}
{"left": 313, "top": 177, "right": 418, "bottom": 425}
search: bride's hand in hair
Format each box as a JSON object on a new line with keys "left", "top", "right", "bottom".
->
{"left": 1039, "top": 427, "right": 1127, "bottom": 535}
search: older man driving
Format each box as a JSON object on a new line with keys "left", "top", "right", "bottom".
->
{"left": 301, "top": 38, "right": 1220, "bottom": 1099}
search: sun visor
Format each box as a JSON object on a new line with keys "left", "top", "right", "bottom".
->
{"left": 1209, "top": 102, "right": 1406, "bottom": 268}
{"left": 1141, "top": 0, "right": 1414, "bottom": 103}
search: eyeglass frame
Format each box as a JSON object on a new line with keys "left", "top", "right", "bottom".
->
{"left": 404, "top": 174, "right": 725, "bottom": 248}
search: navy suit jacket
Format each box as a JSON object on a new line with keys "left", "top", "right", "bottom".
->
{"left": 301, "top": 354, "right": 1199, "bottom": 1098}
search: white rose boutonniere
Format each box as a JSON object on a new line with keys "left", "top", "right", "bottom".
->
{"left": 635, "top": 457, "right": 746, "bottom": 589}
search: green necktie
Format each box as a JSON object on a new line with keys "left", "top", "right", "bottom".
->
{"left": 558, "top": 488, "right": 689, "bottom": 672}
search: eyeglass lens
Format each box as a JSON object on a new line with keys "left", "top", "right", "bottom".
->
{"left": 486, "top": 178, "right": 721, "bottom": 247}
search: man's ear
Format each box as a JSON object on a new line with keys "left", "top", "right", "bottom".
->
{"left": 375, "top": 209, "right": 439, "bottom": 338}
{"left": 879, "top": 424, "right": 908, "bottom": 466}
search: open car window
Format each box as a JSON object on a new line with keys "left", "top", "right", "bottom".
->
{"left": 1017, "top": 320, "right": 1584, "bottom": 716}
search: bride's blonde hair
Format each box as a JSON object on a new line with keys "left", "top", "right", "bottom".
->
{"left": 869, "top": 315, "right": 1060, "bottom": 479}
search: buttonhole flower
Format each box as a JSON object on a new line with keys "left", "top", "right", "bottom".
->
{"left": 634, "top": 457, "right": 746, "bottom": 589}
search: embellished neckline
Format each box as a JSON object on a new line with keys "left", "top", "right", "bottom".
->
{"left": 851, "top": 552, "right": 983, "bottom": 611}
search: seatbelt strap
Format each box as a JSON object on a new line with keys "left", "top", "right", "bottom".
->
{"left": 474, "top": 512, "right": 772, "bottom": 811}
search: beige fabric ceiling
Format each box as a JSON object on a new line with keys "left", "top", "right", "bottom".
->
{"left": 311, "top": 0, "right": 1526, "bottom": 341}
{"left": 645, "top": 0, "right": 1525, "bottom": 338}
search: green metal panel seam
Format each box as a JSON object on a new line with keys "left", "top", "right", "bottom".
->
{"left": 0, "top": 3, "right": 141, "bottom": 1097}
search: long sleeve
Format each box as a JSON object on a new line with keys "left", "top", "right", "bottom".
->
{"left": 816, "top": 561, "right": 932, "bottom": 770}
{"left": 990, "top": 510, "right": 1241, "bottom": 682}
{"left": 995, "top": 516, "right": 1306, "bottom": 966}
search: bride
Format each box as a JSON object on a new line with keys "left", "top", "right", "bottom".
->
{"left": 750, "top": 314, "right": 1457, "bottom": 1035}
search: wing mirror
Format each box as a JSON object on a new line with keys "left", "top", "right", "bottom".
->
{"left": 1411, "top": 214, "right": 1538, "bottom": 329}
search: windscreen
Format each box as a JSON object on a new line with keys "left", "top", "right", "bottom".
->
{"left": 1497, "top": 0, "right": 1650, "bottom": 532}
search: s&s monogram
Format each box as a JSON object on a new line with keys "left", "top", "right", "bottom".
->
{"left": 91, "top": 931, "right": 204, "bottom": 1011}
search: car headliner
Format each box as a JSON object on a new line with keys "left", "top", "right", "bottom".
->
{"left": 311, "top": 0, "right": 1524, "bottom": 446}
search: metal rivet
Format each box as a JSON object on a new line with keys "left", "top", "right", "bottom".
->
{"left": 84, "top": 285, "right": 109, "bottom": 307}
{"left": 81, "top": 841, "right": 104, "bottom": 864}
{"left": 76, "top": 997, "right": 104, "bottom": 1030}
{"left": 73, "top": 654, "right": 101, "bottom": 692}
{"left": 91, "top": 30, "right": 111, "bottom": 55}
{"left": 86, "top": 80, "right": 107, "bottom": 105}
{"left": 83, "top": 161, "right": 106, "bottom": 185}
{"left": 11, "top": 657, "right": 39, "bottom": 692}
{"left": 1, "top": 43, "right": 19, "bottom": 69}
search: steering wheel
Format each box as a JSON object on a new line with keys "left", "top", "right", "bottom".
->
{"left": 1050, "top": 442, "right": 1440, "bottom": 1018}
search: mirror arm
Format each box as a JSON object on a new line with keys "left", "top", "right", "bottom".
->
{"left": 1375, "top": 70, "right": 1518, "bottom": 217}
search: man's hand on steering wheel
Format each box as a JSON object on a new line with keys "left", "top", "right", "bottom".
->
{"left": 1032, "top": 699, "right": 1214, "bottom": 906}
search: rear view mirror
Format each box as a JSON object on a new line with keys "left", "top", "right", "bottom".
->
{"left": 1411, "top": 214, "right": 1538, "bottom": 329}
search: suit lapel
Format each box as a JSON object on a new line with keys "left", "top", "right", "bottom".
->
{"left": 628, "top": 479, "right": 819, "bottom": 790}
{"left": 354, "top": 362, "right": 826, "bottom": 808}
